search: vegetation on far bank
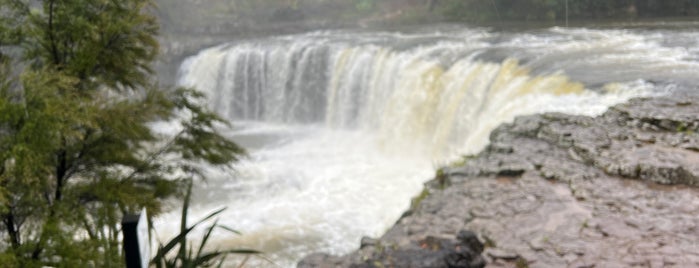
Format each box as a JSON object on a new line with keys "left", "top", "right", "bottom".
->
{"left": 440, "top": 0, "right": 699, "bottom": 22}
{"left": 155, "top": 0, "right": 699, "bottom": 34}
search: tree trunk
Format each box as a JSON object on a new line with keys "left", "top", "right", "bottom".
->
{"left": 427, "top": 0, "right": 438, "bottom": 12}
{"left": 3, "top": 210, "right": 20, "bottom": 249}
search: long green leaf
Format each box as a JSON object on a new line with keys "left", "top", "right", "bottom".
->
{"left": 220, "top": 249, "right": 262, "bottom": 255}
{"left": 193, "top": 251, "right": 225, "bottom": 266}
{"left": 216, "top": 224, "right": 243, "bottom": 236}
{"left": 195, "top": 220, "right": 218, "bottom": 261}
{"left": 153, "top": 208, "right": 227, "bottom": 262}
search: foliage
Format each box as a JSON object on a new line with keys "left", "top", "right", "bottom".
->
{"left": 440, "top": 0, "right": 699, "bottom": 22}
{"left": 410, "top": 188, "right": 430, "bottom": 211}
{"left": 154, "top": 0, "right": 438, "bottom": 32}
{"left": 0, "top": 0, "right": 245, "bottom": 266}
{"left": 154, "top": 0, "right": 699, "bottom": 35}
{"left": 355, "top": 0, "right": 375, "bottom": 12}
{"left": 153, "top": 180, "right": 260, "bottom": 268}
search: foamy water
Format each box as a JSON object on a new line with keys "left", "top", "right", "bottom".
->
{"left": 155, "top": 25, "right": 699, "bottom": 267}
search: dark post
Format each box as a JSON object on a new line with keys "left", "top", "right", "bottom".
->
{"left": 122, "top": 209, "right": 149, "bottom": 268}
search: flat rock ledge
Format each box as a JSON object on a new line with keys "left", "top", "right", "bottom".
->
{"left": 299, "top": 93, "right": 699, "bottom": 268}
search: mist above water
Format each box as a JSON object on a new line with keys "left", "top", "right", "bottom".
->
{"left": 157, "top": 26, "right": 698, "bottom": 267}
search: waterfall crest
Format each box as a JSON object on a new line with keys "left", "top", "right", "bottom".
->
{"left": 178, "top": 32, "right": 648, "bottom": 159}
{"left": 165, "top": 28, "right": 692, "bottom": 267}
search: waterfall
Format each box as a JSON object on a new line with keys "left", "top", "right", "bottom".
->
{"left": 178, "top": 31, "right": 651, "bottom": 160}
{"left": 163, "top": 27, "right": 699, "bottom": 267}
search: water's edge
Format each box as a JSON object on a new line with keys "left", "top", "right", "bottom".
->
{"left": 299, "top": 92, "right": 699, "bottom": 267}
{"left": 165, "top": 25, "right": 699, "bottom": 267}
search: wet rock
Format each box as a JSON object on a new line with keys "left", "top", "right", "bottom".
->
{"left": 299, "top": 231, "right": 486, "bottom": 268}
{"left": 359, "top": 237, "right": 378, "bottom": 249}
{"left": 485, "top": 248, "right": 520, "bottom": 261}
{"left": 457, "top": 230, "right": 483, "bottom": 254}
{"left": 299, "top": 93, "right": 699, "bottom": 267}
{"left": 298, "top": 253, "right": 344, "bottom": 268}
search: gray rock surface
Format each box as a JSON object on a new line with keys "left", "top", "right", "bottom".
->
{"left": 299, "top": 231, "right": 486, "bottom": 268}
{"left": 299, "top": 93, "right": 699, "bottom": 267}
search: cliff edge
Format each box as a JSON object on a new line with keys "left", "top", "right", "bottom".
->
{"left": 299, "top": 92, "right": 699, "bottom": 267}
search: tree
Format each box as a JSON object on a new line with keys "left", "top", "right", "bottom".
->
{"left": 440, "top": 0, "right": 694, "bottom": 22}
{"left": 0, "top": 0, "right": 244, "bottom": 266}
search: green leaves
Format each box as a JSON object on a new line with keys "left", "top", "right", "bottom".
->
{"left": 0, "top": 0, "right": 28, "bottom": 47}
{"left": 153, "top": 181, "right": 260, "bottom": 268}
{"left": 355, "top": 0, "right": 374, "bottom": 11}
{"left": 170, "top": 88, "right": 246, "bottom": 165}
{"left": 0, "top": 0, "right": 246, "bottom": 266}
{"left": 442, "top": 0, "right": 699, "bottom": 22}
{"left": 21, "top": 0, "right": 158, "bottom": 91}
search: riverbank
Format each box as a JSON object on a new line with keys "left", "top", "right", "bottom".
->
{"left": 299, "top": 92, "right": 699, "bottom": 267}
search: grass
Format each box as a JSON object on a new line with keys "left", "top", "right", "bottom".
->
{"left": 410, "top": 188, "right": 431, "bottom": 211}
{"left": 152, "top": 179, "right": 262, "bottom": 268}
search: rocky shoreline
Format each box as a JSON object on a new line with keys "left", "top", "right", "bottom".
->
{"left": 299, "top": 92, "right": 699, "bottom": 267}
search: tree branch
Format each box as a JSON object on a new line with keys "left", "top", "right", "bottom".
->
{"left": 47, "top": 0, "right": 61, "bottom": 66}
{"left": 2, "top": 208, "right": 20, "bottom": 249}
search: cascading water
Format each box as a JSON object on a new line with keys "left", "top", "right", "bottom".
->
{"left": 159, "top": 25, "right": 699, "bottom": 267}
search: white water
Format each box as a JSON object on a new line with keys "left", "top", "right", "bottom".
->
{"left": 157, "top": 26, "right": 699, "bottom": 267}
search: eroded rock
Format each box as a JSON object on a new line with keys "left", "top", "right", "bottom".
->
{"left": 299, "top": 93, "right": 699, "bottom": 267}
{"left": 299, "top": 231, "right": 486, "bottom": 268}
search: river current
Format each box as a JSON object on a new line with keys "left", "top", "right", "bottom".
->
{"left": 157, "top": 23, "right": 699, "bottom": 267}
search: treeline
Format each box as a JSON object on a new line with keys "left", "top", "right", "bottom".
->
{"left": 440, "top": 0, "right": 699, "bottom": 22}
{"left": 156, "top": 0, "right": 699, "bottom": 33}
{"left": 155, "top": 0, "right": 429, "bottom": 32}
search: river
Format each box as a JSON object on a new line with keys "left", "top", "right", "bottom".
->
{"left": 156, "top": 22, "right": 699, "bottom": 267}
